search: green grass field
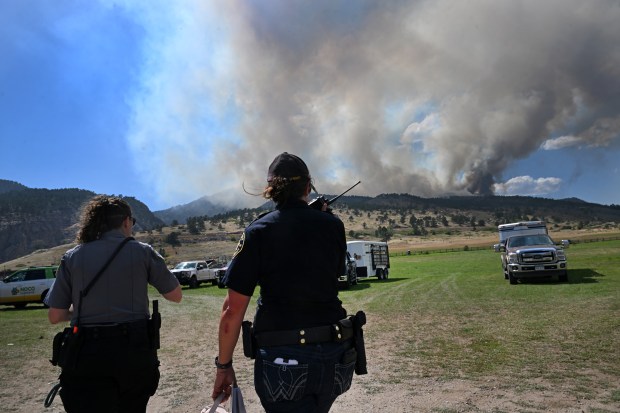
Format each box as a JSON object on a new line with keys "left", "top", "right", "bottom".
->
{"left": 0, "top": 240, "right": 618, "bottom": 412}
{"left": 339, "top": 240, "right": 620, "bottom": 406}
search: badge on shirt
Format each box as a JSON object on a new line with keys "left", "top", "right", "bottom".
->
{"left": 232, "top": 232, "right": 245, "bottom": 259}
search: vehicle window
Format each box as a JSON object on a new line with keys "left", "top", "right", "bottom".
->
{"left": 5, "top": 271, "right": 27, "bottom": 282}
{"left": 508, "top": 237, "right": 525, "bottom": 247}
{"left": 174, "top": 262, "right": 196, "bottom": 269}
{"left": 534, "top": 235, "right": 553, "bottom": 245}
{"left": 25, "top": 270, "right": 46, "bottom": 281}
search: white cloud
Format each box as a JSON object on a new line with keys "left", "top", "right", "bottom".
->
{"left": 493, "top": 176, "right": 563, "bottom": 196}
{"left": 541, "top": 135, "right": 583, "bottom": 150}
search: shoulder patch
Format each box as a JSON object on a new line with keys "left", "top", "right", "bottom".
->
{"left": 232, "top": 232, "right": 246, "bottom": 259}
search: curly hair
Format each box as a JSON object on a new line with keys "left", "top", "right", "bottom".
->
{"left": 262, "top": 176, "right": 310, "bottom": 205}
{"left": 76, "top": 195, "right": 132, "bottom": 243}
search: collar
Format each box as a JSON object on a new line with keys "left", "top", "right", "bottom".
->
{"left": 100, "top": 229, "right": 127, "bottom": 240}
{"left": 275, "top": 199, "right": 309, "bottom": 210}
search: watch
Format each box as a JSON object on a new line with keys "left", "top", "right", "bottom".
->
{"left": 214, "top": 356, "right": 233, "bottom": 369}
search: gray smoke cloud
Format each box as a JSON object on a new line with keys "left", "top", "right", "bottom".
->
{"left": 124, "top": 0, "right": 620, "bottom": 204}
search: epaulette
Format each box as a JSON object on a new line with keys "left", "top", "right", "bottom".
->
{"left": 248, "top": 210, "right": 275, "bottom": 225}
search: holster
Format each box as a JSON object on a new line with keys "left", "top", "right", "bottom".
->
{"left": 50, "top": 327, "right": 84, "bottom": 370}
{"left": 350, "top": 311, "right": 368, "bottom": 375}
{"left": 147, "top": 300, "right": 161, "bottom": 350}
{"left": 50, "top": 327, "right": 70, "bottom": 367}
{"left": 241, "top": 320, "right": 256, "bottom": 359}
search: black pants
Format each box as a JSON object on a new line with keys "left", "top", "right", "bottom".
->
{"left": 59, "top": 324, "right": 160, "bottom": 413}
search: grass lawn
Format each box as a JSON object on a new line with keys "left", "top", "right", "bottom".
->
{"left": 339, "top": 240, "right": 620, "bottom": 402}
{"left": 0, "top": 240, "right": 618, "bottom": 412}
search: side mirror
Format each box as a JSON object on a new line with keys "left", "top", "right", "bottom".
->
{"left": 561, "top": 239, "right": 570, "bottom": 248}
{"left": 493, "top": 244, "right": 503, "bottom": 252}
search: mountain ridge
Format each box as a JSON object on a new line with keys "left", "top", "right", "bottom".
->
{"left": 1, "top": 179, "right": 619, "bottom": 264}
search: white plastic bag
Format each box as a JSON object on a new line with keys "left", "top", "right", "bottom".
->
{"left": 230, "top": 382, "right": 247, "bottom": 413}
{"left": 202, "top": 380, "right": 246, "bottom": 413}
{"left": 201, "top": 393, "right": 227, "bottom": 413}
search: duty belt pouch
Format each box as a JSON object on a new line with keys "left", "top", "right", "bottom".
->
{"left": 50, "top": 327, "right": 83, "bottom": 369}
{"left": 148, "top": 300, "right": 161, "bottom": 350}
{"left": 241, "top": 320, "right": 256, "bottom": 359}
{"left": 50, "top": 327, "right": 71, "bottom": 367}
{"left": 351, "top": 311, "right": 368, "bottom": 375}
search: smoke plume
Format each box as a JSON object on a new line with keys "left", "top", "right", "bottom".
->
{"left": 123, "top": 0, "right": 620, "bottom": 205}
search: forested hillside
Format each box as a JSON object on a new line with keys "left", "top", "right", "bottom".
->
{"left": 0, "top": 187, "right": 164, "bottom": 262}
{"left": 0, "top": 179, "right": 27, "bottom": 194}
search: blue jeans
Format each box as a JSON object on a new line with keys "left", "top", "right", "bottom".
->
{"left": 254, "top": 341, "right": 356, "bottom": 413}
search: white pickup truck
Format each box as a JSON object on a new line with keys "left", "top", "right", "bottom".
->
{"left": 171, "top": 260, "right": 219, "bottom": 288}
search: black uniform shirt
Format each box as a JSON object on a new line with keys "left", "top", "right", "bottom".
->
{"left": 46, "top": 229, "right": 179, "bottom": 325}
{"left": 224, "top": 199, "right": 347, "bottom": 333}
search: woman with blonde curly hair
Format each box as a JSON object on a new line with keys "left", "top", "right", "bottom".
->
{"left": 46, "top": 195, "right": 182, "bottom": 413}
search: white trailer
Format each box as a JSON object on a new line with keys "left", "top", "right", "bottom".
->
{"left": 347, "top": 241, "right": 390, "bottom": 280}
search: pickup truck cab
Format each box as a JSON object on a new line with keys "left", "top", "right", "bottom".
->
{"left": 0, "top": 266, "right": 58, "bottom": 308}
{"left": 171, "top": 260, "right": 218, "bottom": 288}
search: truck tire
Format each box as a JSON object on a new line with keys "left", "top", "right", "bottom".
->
{"left": 13, "top": 303, "right": 27, "bottom": 309}
{"left": 508, "top": 271, "right": 517, "bottom": 285}
{"left": 211, "top": 279, "right": 218, "bottom": 286}
{"left": 189, "top": 275, "right": 198, "bottom": 289}
{"left": 558, "top": 271, "right": 568, "bottom": 282}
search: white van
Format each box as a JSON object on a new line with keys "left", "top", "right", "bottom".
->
{"left": 347, "top": 241, "right": 390, "bottom": 280}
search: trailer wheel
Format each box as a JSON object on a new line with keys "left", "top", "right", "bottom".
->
{"left": 508, "top": 271, "right": 517, "bottom": 285}
{"left": 384, "top": 269, "right": 389, "bottom": 280}
{"left": 377, "top": 269, "right": 384, "bottom": 280}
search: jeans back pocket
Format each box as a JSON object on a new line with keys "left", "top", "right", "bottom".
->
{"left": 332, "top": 348, "right": 357, "bottom": 396}
{"left": 258, "top": 360, "right": 309, "bottom": 403}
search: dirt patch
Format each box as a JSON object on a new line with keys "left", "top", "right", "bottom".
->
{"left": 139, "top": 294, "right": 620, "bottom": 413}
{"left": 145, "top": 342, "right": 619, "bottom": 413}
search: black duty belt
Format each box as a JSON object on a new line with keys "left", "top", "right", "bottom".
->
{"left": 254, "top": 321, "right": 353, "bottom": 347}
{"left": 81, "top": 320, "right": 148, "bottom": 340}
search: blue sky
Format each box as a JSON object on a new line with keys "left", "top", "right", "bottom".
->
{"left": 1, "top": 1, "right": 619, "bottom": 211}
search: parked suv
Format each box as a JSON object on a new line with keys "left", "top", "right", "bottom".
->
{"left": 0, "top": 266, "right": 58, "bottom": 308}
